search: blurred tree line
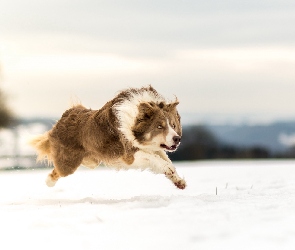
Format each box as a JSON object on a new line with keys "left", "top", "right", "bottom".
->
{"left": 169, "top": 125, "right": 282, "bottom": 161}
{"left": 0, "top": 65, "right": 14, "bottom": 128}
{"left": 0, "top": 90, "right": 13, "bottom": 128}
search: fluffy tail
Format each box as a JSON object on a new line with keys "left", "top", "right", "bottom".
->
{"left": 29, "top": 132, "right": 52, "bottom": 164}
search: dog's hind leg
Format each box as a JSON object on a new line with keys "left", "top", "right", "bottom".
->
{"left": 46, "top": 168, "right": 60, "bottom": 187}
{"left": 45, "top": 146, "right": 84, "bottom": 187}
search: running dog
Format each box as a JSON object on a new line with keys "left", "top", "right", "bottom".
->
{"left": 30, "top": 86, "right": 186, "bottom": 189}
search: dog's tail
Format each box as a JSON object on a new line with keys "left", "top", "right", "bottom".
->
{"left": 29, "top": 132, "right": 52, "bottom": 164}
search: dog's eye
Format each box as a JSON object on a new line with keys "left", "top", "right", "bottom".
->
{"left": 157, "top": 125, "right": 163, "bottom": 129}
{"left": 172, "top": 124, "right": 176, "bottom": 129}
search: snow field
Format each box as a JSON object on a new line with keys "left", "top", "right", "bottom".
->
{"left": 1, "top": 160, "right": 295, "bottom": 250}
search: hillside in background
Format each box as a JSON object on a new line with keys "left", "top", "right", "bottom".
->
{"left": 208, "top": 121, "right": 295, "bottom": 153}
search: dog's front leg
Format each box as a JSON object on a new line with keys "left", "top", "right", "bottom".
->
{"left": 163, "top": 164, "right": 186, "bottom": 189}
{"left": 132, "top": 151, "right": 186, "bottom": 189}
{"left": 155, "top": 150, "right": 172, "bottom": 163}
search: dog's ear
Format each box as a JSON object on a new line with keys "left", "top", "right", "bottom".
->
{"left": 165, "top": 99, "right": 179, "bottom": 111}
{"left": 139, "top": 102, "right": 155, "bottom": 120}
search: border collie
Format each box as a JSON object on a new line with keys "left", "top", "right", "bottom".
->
{"left": 30, "top": 86, "right": 186, "bottom": 189}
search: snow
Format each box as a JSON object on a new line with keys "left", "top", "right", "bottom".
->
{"left": 1, "top": 160, "right": 295, "bottom": 250}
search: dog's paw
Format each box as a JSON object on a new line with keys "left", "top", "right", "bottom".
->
{"left": 46, "top": 175, "right": 57, "bottom": 187}
{"left": 163, "top": 165, "right": 186, "bottom": 189}
{"left": 174, "top": 179, "right": 186, "bottom": 189}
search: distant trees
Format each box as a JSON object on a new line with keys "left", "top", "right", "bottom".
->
{"left": 0, "top": 65, "right": 14, "bottom": 128}
{"left": 169, "top": 125, "right": 218, "bottom": 161}
{"left": 170, "top": 125, "right": 219, "bottom": 161}
{"left": 169, "top": 125, "right": 272, "bottom": 161}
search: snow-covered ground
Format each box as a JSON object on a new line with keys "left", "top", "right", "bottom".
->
{"left": 1, "top": 160, "right": 295, "bottom": 250}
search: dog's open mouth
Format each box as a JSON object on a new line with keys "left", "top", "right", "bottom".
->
{"left": 160, "top": 144, "right": 178, "bottom": 152}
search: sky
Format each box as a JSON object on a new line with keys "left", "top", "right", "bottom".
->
{"left": 0, "top": 0, "right": 295, "bottom": 123}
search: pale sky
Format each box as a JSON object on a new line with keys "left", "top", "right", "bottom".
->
{"left": 0, "top": 0, "right": 295, "bottom": 123}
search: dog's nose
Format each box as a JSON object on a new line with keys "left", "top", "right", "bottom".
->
{"left": 173, "top": 136, "right": 181, "bottom": 145}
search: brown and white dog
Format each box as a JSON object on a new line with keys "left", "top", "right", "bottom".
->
{"left": 30, "top": 86, "right": 186, "bottom": 189}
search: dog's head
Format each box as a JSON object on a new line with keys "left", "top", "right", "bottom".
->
{"left": 132, "top": 100, "right": 182, "bottom": 152}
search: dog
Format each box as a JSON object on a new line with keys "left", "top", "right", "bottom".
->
{"left": 29, "top": 86, "right": 186, "bottom": 189}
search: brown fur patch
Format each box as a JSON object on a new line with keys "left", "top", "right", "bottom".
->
{"left": 31, "top": 100, "right": 138, "bottom": 178}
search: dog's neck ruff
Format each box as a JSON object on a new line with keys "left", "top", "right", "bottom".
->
{"left": 113, "top": 87, "right": 165, "bottom": 148}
